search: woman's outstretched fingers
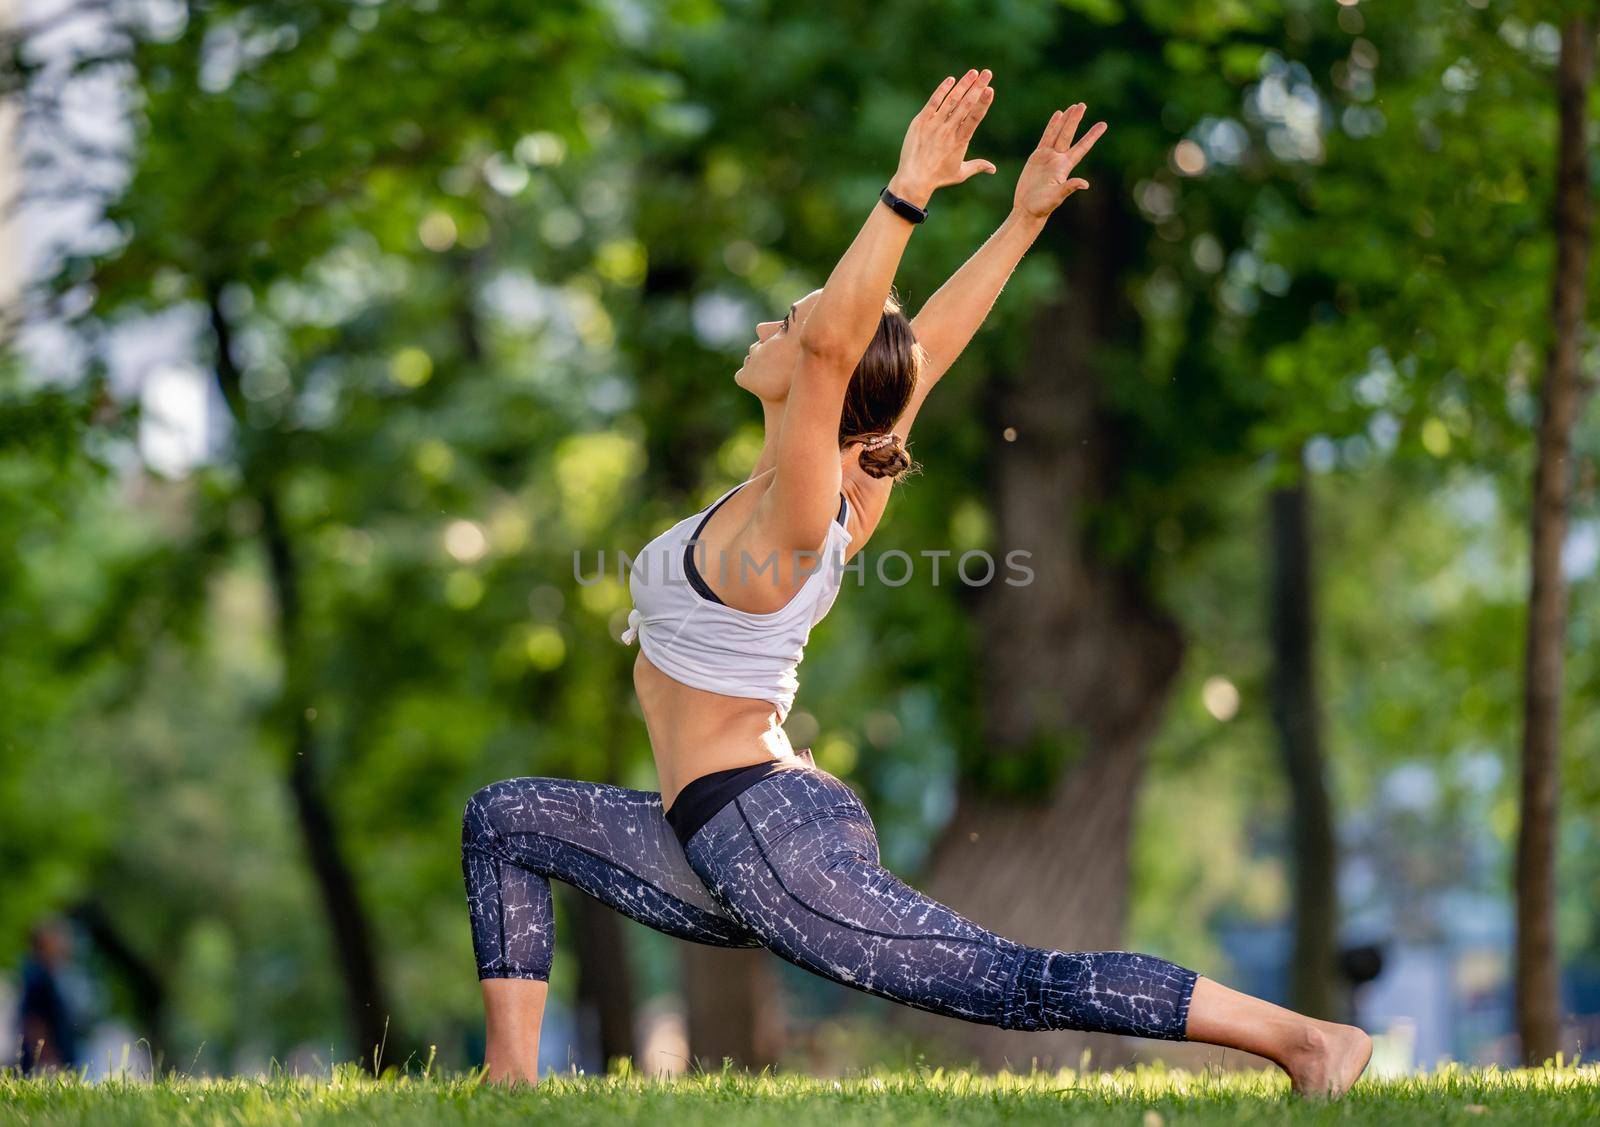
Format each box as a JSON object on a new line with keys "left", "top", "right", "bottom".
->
{"left": 1040, "top": 109, "right": 1064, "bottom": 149}
{"left": 1051, "top": 103, "right": 1087, "bottom": 151}
{"left": 957, "top": 85, "right": 995, "bottom": 139}
{"left": 1069, "top": 119, "right": 1108, "bottom": 163}
{"left": 941, "top": 69, "right": 980, "bottom": 119}
{"left": 1039, "top": 103, "right": 1087, "bottom": 152}
{"left": 950, "top": 69, "right": 991, "bottom": 126}
{"left": 924, "top": 75, "right": 957, "bottom": 115}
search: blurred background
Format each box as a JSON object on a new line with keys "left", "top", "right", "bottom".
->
{"left": 3, "top": 0, "right": 1598, "bottom": 1081}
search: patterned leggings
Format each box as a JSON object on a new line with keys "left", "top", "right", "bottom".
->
{"left": 461, "top": 766, "right": 1197, "bottom": 1039}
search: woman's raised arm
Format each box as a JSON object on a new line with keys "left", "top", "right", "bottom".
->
{"left": 760, "top": 70, "right": 997, "bottom": 548}
{"left": 896, "top": 103, "right": 1106, "bottom": 440}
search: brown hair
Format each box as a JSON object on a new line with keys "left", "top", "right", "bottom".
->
{"left": 839, "top": 292, "right": 922, "bottom": 480}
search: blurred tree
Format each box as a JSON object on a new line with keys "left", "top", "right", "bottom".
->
{"left": 206, "top": 289, "right": 395, "bottom": 1068}
{"left": 1266, "top": 461, "right": 1337, "bottom": 1020}
{"left": 1110, "top": 0, "right": 1598, "bottom": 1037}
{"left": 1515, "top": 11, "right": 1592, "bottom": 1069}
{"left": 0, "top": 377, "right": 118, "bottom": 954}
{"left": 1245, "top": 1, "right": 1600, "bottom": 1061}
{"left": 913, "top": 3, "right": 1316, "bottom": 1066}
{"left": 1255, "top": 1, "right": 1597, "bottom": 1060}
{"left": 10, "top": 0, "right": 665, "bottom": 1068}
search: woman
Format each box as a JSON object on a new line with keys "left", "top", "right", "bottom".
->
{"left": 462, "top": 70, "right": 1372, "bottom": 1095}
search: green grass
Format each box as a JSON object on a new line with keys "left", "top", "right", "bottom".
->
{"left": 3, "top": 1064, "right": 1599, "bottom": 1125}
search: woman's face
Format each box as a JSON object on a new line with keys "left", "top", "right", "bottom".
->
{"left": 734, "top": 290, "right": 822, "bottom": 402}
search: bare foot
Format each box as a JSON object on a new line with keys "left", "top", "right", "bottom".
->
{"left": 1283, "top": 1021, "right": 1373, "bottom": 1098}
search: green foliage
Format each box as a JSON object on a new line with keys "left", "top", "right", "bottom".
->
{"left": 1128, "top": 0, "right": 1600, "bottom": 982}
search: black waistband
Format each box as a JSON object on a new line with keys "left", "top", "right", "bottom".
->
{"left": 665, "top": 754, "right": 813, "bottom": 847}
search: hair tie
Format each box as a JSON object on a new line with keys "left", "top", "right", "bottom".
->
{"left": 860, "top": 432, "right": 902, "bottom": 453}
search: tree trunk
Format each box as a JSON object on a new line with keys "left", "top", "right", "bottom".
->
{"left": 570, "top": 690, "right": 640, "bottom": 1072}
{"left": 1267, "top": 474, "right": 1339, "bottom": 1020}
{"left": 207, "top": 290, "right": 395, "bottom": 1071}
{"left": 570, "top": 891, "right": 639, "bottom": 1071}
{"left": 683, "top": 946, "right": 784, "bottom": 1071}
{"left": 914, "top": 186, "right": 1185, "bottom": 1070}
{"left": 1516, "top": 15, "right": 1593, "bottom": 1069}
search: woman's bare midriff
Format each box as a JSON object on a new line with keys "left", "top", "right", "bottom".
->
{"left": 633, "top": 650, "right": 805, "bottom": 809}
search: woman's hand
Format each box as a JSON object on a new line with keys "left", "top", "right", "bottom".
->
{"left": 1013, "top": 103, "right": 1106, "bottom": 220}
{"left": 888, "top": 69, "right": 997, "bottom": 209}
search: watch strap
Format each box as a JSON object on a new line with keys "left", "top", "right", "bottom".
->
{"left": 879, "top": 186, "right": 928, "bottom": 225}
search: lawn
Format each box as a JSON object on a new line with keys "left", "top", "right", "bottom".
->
{"left": 3, "top": 1064, "right": 1598, "bottom": 1125}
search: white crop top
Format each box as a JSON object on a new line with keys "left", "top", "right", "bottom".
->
{"left": 620, "top": 480, "right": 853, "bottom": 721}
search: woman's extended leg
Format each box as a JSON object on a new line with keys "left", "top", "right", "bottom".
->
{"left": 685, "top": 769, "right": 1369, "bottom": 1095}
{"left": 461, "top": 777, "right": 761, "bottom": 1084}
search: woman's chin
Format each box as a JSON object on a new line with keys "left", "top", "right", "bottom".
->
{"left": 734, "top": 363, "right": 783, "bottom": 402}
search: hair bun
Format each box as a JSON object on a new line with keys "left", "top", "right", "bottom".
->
{"left": 853, "top": 433, "right": 917, "bottom": 480}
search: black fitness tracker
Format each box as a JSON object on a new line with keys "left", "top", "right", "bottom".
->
{"left": 879, "top": 186, "right": 928, "bottom": 225}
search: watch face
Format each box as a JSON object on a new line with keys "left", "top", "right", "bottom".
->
{"left": 882, "top": 188, "right": 925, "bottom": 223}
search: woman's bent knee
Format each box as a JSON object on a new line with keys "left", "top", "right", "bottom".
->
{"left": 462, "top": 787, "right": 492, "bottom": 837}
{"left": 462, "top": 779, "right": 521, "bottom": 852}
